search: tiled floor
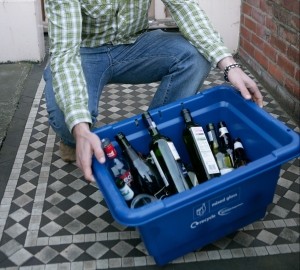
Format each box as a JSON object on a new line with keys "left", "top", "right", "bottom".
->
{"left": 0, "top": 48, "right": 299, "bottom": 269}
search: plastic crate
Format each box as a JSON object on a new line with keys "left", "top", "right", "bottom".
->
{"left": 92, "top": 85, "right": 300, "bottom": 266}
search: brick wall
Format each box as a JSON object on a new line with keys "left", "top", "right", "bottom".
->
{"left": 239, "top": 0, "right": 299, "bottom": 124}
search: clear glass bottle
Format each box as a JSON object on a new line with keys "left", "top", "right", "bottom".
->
{"left": 233, "top": 138, "right": 250, "bottom": 168}
{"left": 218, "top": 121, "right": 234, "bottom": 165}
{"left": 115, "top": 132, "right": 170, "bottom": 199}
{"left": 181, "top": 108, "right": 220, "bottom": 184}
{"left": 142, "top": 112, "right": 192, "bottom": 195}
{"left": 206, "top": 123, "right": 234, "bottom": 175}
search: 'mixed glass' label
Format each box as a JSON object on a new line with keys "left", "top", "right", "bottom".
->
{"left": 190, "top": 188, "right": 242, "bottom": 229}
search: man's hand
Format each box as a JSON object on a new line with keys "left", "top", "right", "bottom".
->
{"left": 218, "top": 57, "right": 263, "bottom": 108}
{"left": 73, "top": 123, "right": 106, "bottom": 182}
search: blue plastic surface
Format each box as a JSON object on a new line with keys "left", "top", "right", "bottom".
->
{"left": 92, "top": 85, "right": 300, "bottom": 265}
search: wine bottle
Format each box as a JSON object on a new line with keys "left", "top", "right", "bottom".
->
{"left": 218, "top": 121, "right": 234, "bottom": 165}
{"left": 142, "top": 112, "right": 192, "bottom": 195}
{"left": 115, "top": 178, "right": 136, "bottom": 207}
{"left": 233, "top": 138, "right": 250, "bottom": 168}
{"left": 181, "top": 108, "right": 220, "bottom": 183}
{"left": 115, "top": 132, "right": 170, "bottom": 199}
{"left": 206, "top": 123, "right": 234, "bottom": 175}
{"left": 101, "top": 138, "right": 140, "bottom": 194}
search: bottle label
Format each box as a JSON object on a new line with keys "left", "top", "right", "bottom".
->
{"left": 207, "top": 131, "right": 213, "bottom": 142}
{"left": 220, "top": 167, "right": 234, "bottom": 175}
{"left": 119, "top": 185, "right": 134, "bottom": 201}
{"left": 219, "top": 127, "right": 229, "bottom": 137}
{"left": 104, "top": 143, "right": 117, "bottom": 158}
{"left": 150, "top": 150, "right": 169, "bottom": 187}
{"left": 190, "top": 127, "right": 220, "bottom": 174}
{"left": 119, "top": 170, "right": 133, "bottom": 185}
{"left": 167, "top": 142, "right": 180, "bottom": 161}
{"left": 234, "top": 141, "right": 244, "bottom": 150}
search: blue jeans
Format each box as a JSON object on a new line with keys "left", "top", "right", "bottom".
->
{"left": 44, "top": 30, "right": 211, "bottom": 146}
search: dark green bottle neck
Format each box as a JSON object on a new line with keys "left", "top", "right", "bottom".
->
{"left": 148, "top": 126, "right": 160, "bottom": 139}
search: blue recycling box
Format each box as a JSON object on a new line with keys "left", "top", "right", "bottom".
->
{"left": 92, "top": 85, "right": 300, "bottom": 266}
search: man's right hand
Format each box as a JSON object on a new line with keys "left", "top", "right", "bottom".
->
{"left": 72, "top": 123, "right": 106, "bottom": 182}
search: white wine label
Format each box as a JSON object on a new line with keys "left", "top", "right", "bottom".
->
{"left": 207, "top": 131, "right": 213, "bottom": 142}
{"left": 150, "top": 150, "right": 169, "bottom": 187}
{"left": 220, "top": 167, "right": 234, "bottom": 175}
{"left": 219, "top": 127, "right": 228, "bottom": 137}
{"left": 120, "top": 185, "right": 134, "bottom": 201}
{"left": 190, "top": 127, "right": 220, "bottom": 174}
{"left": 234, "top": 141, "right": 244, "bottom": 150}
{"left": 167, "top": 142, "right": 180, "bottom": 160}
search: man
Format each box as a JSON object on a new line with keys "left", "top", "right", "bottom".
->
{"left": 44, "top": 0, "right": 263, "bottom": 182}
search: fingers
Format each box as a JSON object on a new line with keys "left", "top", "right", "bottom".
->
{"left": 73, "top": 123, "right": 105, "bottom": 182}
{"left": 228, "top": 68, "right": 264, "bottom": 108}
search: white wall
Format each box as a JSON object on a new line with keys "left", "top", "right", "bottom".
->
{"left": 196, "top": 0, "right": 241, "bottom": 54}
{"left": 154, "top": 0, "right": 241, "bottom": 54}
{"left": 0, "top": 0, "right": 45, "bottom": 63}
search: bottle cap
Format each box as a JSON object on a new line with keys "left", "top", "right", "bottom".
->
{"left": 101, "top": 138, "right": 111, "bottom": 148}
{"left": 115, "top": 132, "right": 125, "bottom": 140}
{"left": 130, "top": 194, "right": 157, "bottom": 209}
{"left": 206, "top": 123, "right": 215, "bottom": 131}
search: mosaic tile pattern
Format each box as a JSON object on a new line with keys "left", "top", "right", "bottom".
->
{"left": 0, "top": 64, "right": 299, "bottom": 269}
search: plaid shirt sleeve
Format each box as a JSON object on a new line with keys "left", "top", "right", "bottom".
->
{"left": 45, "top": 0, "right": 92, "bottom": 133}
{"left": 162, "top": 0, "right": 232, "bottom": 67}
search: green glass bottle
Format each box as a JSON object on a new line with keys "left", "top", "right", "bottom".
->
{"left": 142, "top": 112, "right": 192, "bottom": 195}
{"left": 206, "top": 123, "right": 234, "bottom": 175}
{"left": 115, "top": 132, "right": 171, "bottom": 199}
{"left": 181, "top": 109, "right": 220, "bottom": 184}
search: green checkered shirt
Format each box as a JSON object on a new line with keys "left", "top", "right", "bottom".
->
{"left": 45, "top": 0, "right": 231, "bottom": 132}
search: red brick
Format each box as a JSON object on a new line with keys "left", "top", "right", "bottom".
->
{"left": 285, "top": 77, "right": 300, "bottom": 99}
{"left": 245, "top": 17, "right": 257, "bottom": 33}
{"left": 246, "top": 0, "right": 260, "bottom": 8}
{"left": 294, "top": 67, "right": 300, "bottom": 82}
{"left": 241, "top": 14, "right": 246, "bottom": 25}
{"left": 260, "top": 0, "right": 273, "bottom": 16}
{"left": 282, "top": 0, "right": 300, "bottom": 13}
{"left": 255, "top": 49, "right": 269, "bottom": 70}
{"left": 278, "top": 54, "right": 295, "bottom": 77}
{"left": 287, "top": 45, "right": 300, "bottom": 63}
{"left": 242, "top": 3, "right": 252, "bottom": 16}
{"left": 268, "top": 62, "right": 285, "bottom": 83}
{"left": 291, "top": 15, "right": 300, "bottom": 31}
{"left": 241, "top": 26, "right": 252, "bottom": 41}
{"left": 252, "top": 8, "right": 265, "bottom": 25}
{"left": 270, "top": 34, "right": 287, "bottom": 54}
{"left": 266, "top": 16, "right": 277, "bottom": 33}
{"left": 263, "top": 42, "right": 277, "bottom": 62}
{"left": 256, "top": 23, "right": 266, "bottom": 38}
{"left": 243, "top": 39, "right": 256, "bottom": 58}
{"left": 278, "top": 25, "right": 299, "bottom": 46}
{"left": 273, "top": 6, "right": 293, "bottom": 26}
{"left": 268, "top": 0, "right": 283, "bottom": 5}
{"left": 252, "top": 34, "right": 265, "bottom": 51}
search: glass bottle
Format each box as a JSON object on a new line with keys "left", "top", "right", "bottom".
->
{"left": 101, "top": 137, "right": 139, "bottom": 194}
{"left": 115, "top": 132, "right": 170, "bottom": 199}
{"left": 206, "top": 123, "right": 234, "bottom": 175}
{"left": 181, "top": 108, "right": 220, "bottom": 184}
{"left": 218, "top": 121, "right": 234, "bottom": 165}
{"left": 115, "top": 178, "right": 136, "bottom": 207}
{"left": 233, "top": 138, "right": 250, "bottom": 168}
{"left": 142, "top": 112, "right": 192, "bottom": 195}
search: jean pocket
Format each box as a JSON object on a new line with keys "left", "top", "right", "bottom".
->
{"left": 81, "top": 0, "right": 113, "bottom": 19}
